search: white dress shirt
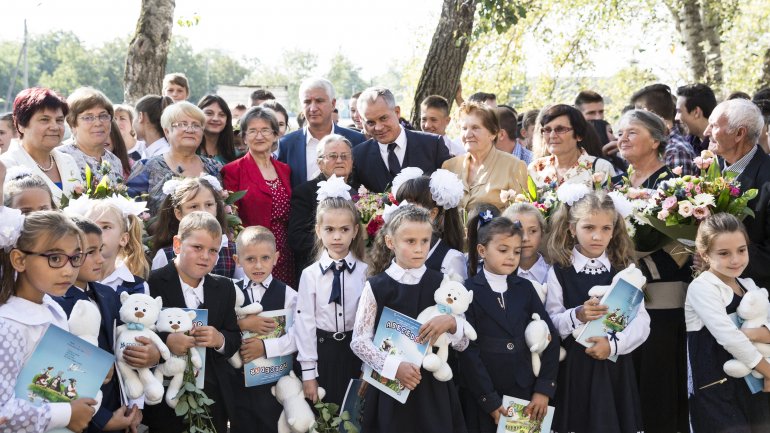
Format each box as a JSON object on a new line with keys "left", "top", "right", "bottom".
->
{"left": 428, "top": 240, "right": 468, "bottom": 280}
{"left": 179, "top": 276, "right": 226, "bottom": 353}
{"left": 238, "top": 274, "right": 298, "bottom": 358}
{"left": 350, "top": 260, "right": 468, "bottom": 380}
{"left": 144, "top": 137, "right": 170, "bottom": 158}
{"left": 377, "top": 126, "right": 407, "bottom": 170}
{"left": 304, "top": 126, "right": 322, "bottom": 181}
{"left": 544, "top": 248, "right": 650, "bottom": 356}
{"left": 152, "top": 235, "right": 245, "bottom": 280}
{"left": 517, "top": 254, "right": 550, "bottom": 285}
{"left": 443, "top": 135, "right": 467, "bottom": 157}
{"left": 295, "top": 250, "right": 368, "bottom": 380}
{"left": 100, "top": 260, "right": 150, "bottom": 295}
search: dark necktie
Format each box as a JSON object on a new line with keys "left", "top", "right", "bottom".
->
{"left": 128, "top": 150, "right": 142, "bottom": 161}
{"left": 241, "top": 281, "right": 253, "bottom": 305}
{"left": 387, "top": 142, "right": 401, "bottom": 177}
{"left": 321, "top": 260, "right": 355, "bottom": 305}
{"left": 83, "top": 286, "right": 98, "bottom": 302}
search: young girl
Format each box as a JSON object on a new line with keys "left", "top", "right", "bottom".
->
{"left": 85, "top": 198, "right": 150, "bottom": 295}
{"left": 0, "top": 210, "right": 97, "bottom": 433}
{"left": 394, "top": 169, "right": 467, "bottom": 279}
{"left": 351, "top": 204, "right": 469, "bottom": 432}
{"left": 544, "top": 190, "right": 649, "bottom": 433}
{"left": 687, "top": 213, "right": 770, "bottom": 432}
{"left": 503, "top": 203, "right": 550, "bottom": 285}
{"left": 295, "top": 179, "right": 368, "bottom": 406}
{"left": 3, "top": 167, "right": 56, "bottom": 214}
{"left": 151, "top": 176, "right": 240, "bottom": 279}
{"left": 459, "top": 214, "right": 559, "bottom": 432}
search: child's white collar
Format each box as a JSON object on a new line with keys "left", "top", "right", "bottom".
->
{"left": 320, "top": 249, "right": 357, "bottom": 270}
{"left": 386, "top": 259, "right": 427, "bottom": 281}
{"left": 571, "top": 247, "right": 611, "bottom": 273}
{"left": 0, "top": 295, "right": 68, "bottom": 327}
{"left": 243, "top": 273, "right": 273, "bottom": 290}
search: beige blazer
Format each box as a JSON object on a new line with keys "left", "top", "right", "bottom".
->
{"left": 442, "top": 147, "right": 528, "bottom": 213}
{"left": 1, "top": 141, "right": 84, "bottom": 202}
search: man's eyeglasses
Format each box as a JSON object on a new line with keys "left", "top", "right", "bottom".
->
{"left": 171, "top": 122, "right": 203, "bottom": 132}
{"left": 17, "top": 249, "right": 85, "bottom": 268}
{"left": 541, "top": 126, "right": 574, "bottom": 136}
{"left": 322, "top": 153, "right": 351, "bottom": 161}
{"left": 78, "top": 113, "right": 112, "bottom": 124}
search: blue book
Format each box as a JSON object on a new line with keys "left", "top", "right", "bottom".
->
{"left": 362, "top": 307, "right": 430, "bottom": 404}
{"left": 15, "top": 324, "right": 114, "bottom": 433}
{"left": 576, "top": 278, "right": 645, "bottom": 362}
{"left": 496, "top": 395, "right": 554, "bottom": 433}
{"left": 339, "top": 379, "right": 365, "bottom": 433}
{"left": 243, "top": 308, "right": 294, "bottom": 387}
{"left": 728, "top": 312, "right": 764, "bottom": 394}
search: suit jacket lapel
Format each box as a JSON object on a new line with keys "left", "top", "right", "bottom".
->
{"left": 243, "top": 152, "right": 272, "bottom": 197}
{"left": 504, "top": 275, "right": 525, "bottom": 328}
{"left": 90, "top": 284, "right": 116, "bottom": 345}
{"left": 159, "top": 263, "right": 187, "bottom": 309}
{"left": 402, "top": 130, "right": 413, "bottom": 167}
{"left": 367, "top": 141, "right": 390, "bottom": 188}
{"left": 470, "top": 273, "right": 513, "bottom": 336}
{"left": 294, "top": 130, "right": 308, "bottom": 182}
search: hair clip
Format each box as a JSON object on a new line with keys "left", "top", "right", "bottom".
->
{"left": 479, "top": 209, "right": 494, "bottom": 225}
{"left": 199, "top": 173, "right": 223, "bottom": 192}
{"left": 607, "top": 191, "right": 633, "bottom": 218}
{"left": 103, "top": 194, "right": 149, "bottom": 218}
{"left": 556, "top": 183, "right": 590, "bottom": 206}
{"left": 512, "top": 219, "right": 523, "bottom": 230}
{"left": 0, "top": 206, "right": 24, "bottom": 251}
{"left": 430, "top": 169, "right": 463, "bottom": 209}
{"left": 391, "top": 167, "right": 424, "bottom": 196}
{"left": 161, "top": 173, "right": 223, "bottom": 197}
{"left": 62, "top": 195, "right": 95, "bottom": 217}
{"left": 316, "top": 174, "right": 351, "bottom": 201}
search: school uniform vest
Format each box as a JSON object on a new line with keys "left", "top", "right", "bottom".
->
{"left": 235, "top": 278, "right": 287, "bottom": 311}
{"left": 424, "top": 239, "right": 451, "bottom": 274}
{"left": 116, "top": 275, "right": 146, "bottom": 296}
{"left": 163, "top": 242, "right": 236, "bottom": 278}
{"left": 552, "top": 263, "right": 617, "bottom": 310}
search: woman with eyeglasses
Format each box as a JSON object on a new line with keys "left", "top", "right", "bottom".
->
{"left": 222, "top": 106, "right": 294, "bottom": 285}
{"left": 127, "top": 101, "right": 223, "bottom": 214}
{"left": 528, "top": 104, "right": 614, "bottom": 189}
{"left": 0, "top": 87, "right": 83, "bottom": 203}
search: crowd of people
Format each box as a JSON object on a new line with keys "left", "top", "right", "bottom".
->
{"left": 1, "top": 71, "right": 770, "bottom": 433}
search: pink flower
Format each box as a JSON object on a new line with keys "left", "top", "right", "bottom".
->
{"left": 592, "top": 172, "right": 607, "bottom": 185}
{"left": 358, "top": 185, "right": 369, "bottom": 195}
{"left": 224, "top": 205, "right": 233, "bottom": 214}
{"left": 662, "top": 196, "right": 678, "bottom": 210}
{"left": 730, "top": 186, "right": 740, "bottom": 197}
{"left": 73, "top": 184, "right": 84, "bottom": 194}
{"left": 672, "top": 166, "right": 683, "bottom": 176}
{"left": 693, "top": 156, "right": 714, "bottom": 170}
{"left": 657, "top": 209, "right": 669, "bottom": 220}
{"left": 678, "top": 201, "right": 694, "bottom": 218}
{"left": 140, "top": 212, "right": 150, "bottom": 221}
{"left": 500, "top": 190, "right": 512, "bottom": 203}
{"left": 692, "top": 206, "right": 710, "bottom": 220}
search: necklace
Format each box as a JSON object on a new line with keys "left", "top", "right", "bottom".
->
{"left": 37, "top": 154, "right": 55, "bottom": 172}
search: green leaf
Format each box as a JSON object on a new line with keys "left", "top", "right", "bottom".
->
{"left": 225, "top": 189, "right": 247, "bottom": 204}
{"left": 527, "top": 175, "right": 537, "bottom": 201}
{"left": 322, "top": 408, "right": 331, "bottom": 421}
{"left": 340, "top": 411, "right": 350, "bottom": 421}
{"left": 85, "top": 164, "right": 93, "bottom": 190}
{"left": 185, "top": 382, "right": 197, "bottom": 392}
{"left": 174, "top": 400, "right": 189, "bottom": 416}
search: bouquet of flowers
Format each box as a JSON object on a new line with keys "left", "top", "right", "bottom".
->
{"left": 221, "top": 188, "right": 247, "bottom": 237}
{"left": 62, "top": 161, "right": 128, "bottom": 208}
{"left": 500, "top": 176, "right": 559, "bottom": 220}
{"left": 352, "top": 185, "right": 396, "bottom": 245}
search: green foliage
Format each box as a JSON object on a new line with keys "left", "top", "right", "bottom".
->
{"left": 175, "top": 354, "right": 217, "bottom": 433}
{"left": 242, "top": 49, "right": 318, "bottom": 113}
{"left": 474, "top": 0, "right": 528, "bottom": 36}
{"left": 312, "top": 400, "right": 359, "bottom": 433}
{"left": 327, "top": 52, "right": 369, "bottom": 102}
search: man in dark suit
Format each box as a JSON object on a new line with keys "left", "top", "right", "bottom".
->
{"left": 278, "top": 77, "right": 365, "bottom": 188}
{"left": 706, "top": 99, "right": 770, "bottom": 288}
{"left": 352, "top": 86, "right": 450, "bottom": 192}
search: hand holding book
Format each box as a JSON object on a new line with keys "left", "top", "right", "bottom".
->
{"left": 395, "top": 362, "right": 422, "bottom": 390}
{"left": 67, "top": 398, "right": 98, "bottom": 432}
{"left": 575, "top": 298, "right": 608, "bottom": 323}
{"left": 584, "top": 337, "right": 611, "bottom": 360}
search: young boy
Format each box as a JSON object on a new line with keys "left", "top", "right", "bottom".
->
{"left": 144, "top": 211, "right": 240, "bottom": 433}
{"left": 52, "top": 216, "right": 144, "bottom": 433}
{"left": 231, "top": 225, "right": 298, "bottom": 433}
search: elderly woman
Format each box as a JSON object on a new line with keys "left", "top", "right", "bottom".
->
{"left": 222, "top": 106, "right": 294, "bottom": 285}
{"left": 127, "top": 101, "right": 222, "bottom": 214}
{"left": 528, "top": 104, "right": 614, "bottom": 188}
{"left": 441, "top": 101, "right": 527, "bottom": 212}
{"left": 59, "top": 87, "right": 124, "bottom": 184}
{"left": 0, "top": 87, "right": 82, "bottom": 202}
{"left": 197, "top": 95, "right": 236, "bottom": 164}
{"left": 287, "top": 133, "right": 355, "bottom": 274}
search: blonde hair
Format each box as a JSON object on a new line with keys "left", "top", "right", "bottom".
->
{"left": 503, "top": 202, "right": 547, "bottom": 233}
{"left": 178, "top": 211, "right": 222, "bottom": 242}
{"left": 368, "top": 205, "right": 432, "bottom": 275}
{"left": 85, "top": 202, "right": 149, "bottom": 279}
{"left": 236, "top": 225, "right": 276, "bottom": 253}
{"left": 313, "top": 197, "right": 365, "bottom": 262}
{"left": 160, "top": 101, "right": 205, "bottom": 130}
{"left": 546, "top": 190, "right": 634, "bottom": 269}
{"left": 695, "top": 213, "right": 748, "bottom": 273}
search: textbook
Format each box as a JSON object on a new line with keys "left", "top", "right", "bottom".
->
{"left": 728, "top": 313, "right": 763, "bottom": 394}
{"left": 15, "top": 324, "right": 114, "bottom": 433}
{"left": 362, "top": 307, "right": 430, "bottom": 404}
{"left": 339, "top": 379, "right": 366, "bottom": 433}
{"left": 243, "top": 308, "right": 294, "bottom": 387}
{"left": 575, "top": 278, "right": 645, "bottom": 362}
{"left": 496, "top": 395, "right": 554, "bottom": 433}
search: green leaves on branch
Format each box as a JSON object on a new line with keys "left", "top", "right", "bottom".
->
{"left": 474, "top": 0, "right": 528, "bottom": 37}
{"left": 174, "top": 355, "right": 217, "bottom": 433}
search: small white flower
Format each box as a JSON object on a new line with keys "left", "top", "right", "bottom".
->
{"left": 678, "top": 201, "right": 694, "bottom": 217}
{"left": 692, "top": 193, "right": 715, "bottom": 207}
{"left": 357, "top": 185, "right": 369, "bottom": 196}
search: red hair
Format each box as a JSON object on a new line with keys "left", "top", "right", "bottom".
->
{"left": 12, "top": 88, "right": 69, "bottom": 137}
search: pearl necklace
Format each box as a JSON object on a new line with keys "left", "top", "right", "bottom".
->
{"left": 37, "top": 154, "right": 55, "bottom": 172}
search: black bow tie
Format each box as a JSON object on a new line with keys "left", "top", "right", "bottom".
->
{"left": 321, "top": 260, "right": 356, "bottom": 305}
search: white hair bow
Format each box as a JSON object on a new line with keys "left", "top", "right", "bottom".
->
{"left": 316, "top": 174, "right": 351, "bottom": 201}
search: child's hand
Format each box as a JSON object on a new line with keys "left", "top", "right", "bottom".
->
{"left": 525, "top": 392, "right": 549, "bottom": 421}
{"left": 167, "top": 332, "right": 196, "bottom": 356}
{"left": 303, "top": 379, "right": 321, "bottom": 402}
{"left": 585, "top": 336, "right": 611, "bottom": 360}
{"left": 575, "top": 298, "right": 608, "bottom": 323}
{"left": 240, "top": 337, "right": 266, "bottom": 363}
{"left": 192, "top": 325, "right": 225, "bottom": 348}
{"left": 102, "top": 365, "right": 114, "bottom": 385}
{"left": 128, "top": 404, "right": 143, "bottom": 433}
{"left": 418, "top": 315, "right": 457, "bottom": 345}
{"left": 67, "top": 398, "right": 97, "bottom": 432}
{"left": 123, "top": 336, "right": 162, "bottom": 368}
{"left": 490, "top": 406, "right": 507, "bottom": 425}
{"left": 238, "top": 315, "right": 277, "bottom": 335}
{"left": 103, "top": 405, "right": 133, "bottom": 430}
{"left": 395, "top": 362, "right": 422, "bottom": 390}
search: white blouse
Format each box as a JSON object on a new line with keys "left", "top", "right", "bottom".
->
{"left": 238, "top": 274, "right": 298, "bottom": 358}
{"left": 517, "top": 254, "right": 550, "bottom": 286}
{"left": 100, "top": 261, "right": 149, "bottom": 295}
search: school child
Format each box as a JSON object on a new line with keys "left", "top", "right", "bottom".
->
{"left": 144, "top": 211, "right": 241, "bottom": 433}
{"left": 4, "top": 166, "right": 57, "bottom": 214}
{"left": 502, "top": 202, "right": 551, "bottom": 285}
{"left": 85, "top": 198, "right": 150, "bottom": 295}
{"left": 0, "top": 210, "right": 97, "bottom": 433}
{"left": 351, "top": 204, "right": 469, "bottom": 433}
{"left": 150, "top": 175, "right": 241, "bottom": 279}
{"left": 295, "top": 178, "right": 368, "bottom": 406}
{"left": 230, "top": 225, "right": 297, "bottom": 433}
{"left": 52, "top": 216, "right": 145, "bottom": 433}
{"left": 394, "top": 169, "right": 467, "bottom": 279}
{"left": 544, "top": 190, "right": 649, "bottom": 433}
{"left": 459, "top": 213, "right": 559, "bottom": 433}
{"left": 687, "top": 213, "right": 770, "bottom": 432}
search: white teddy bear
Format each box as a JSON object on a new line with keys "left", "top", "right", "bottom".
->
{"left": 723, "top": 288, "right": 770, "bottom": 379}
{"left": 114, "top": 292, "right": 172, "bottom": 405}
{"left": 228, "top": 284, "right": 264, "bottom": 368}
{"left": 524, "top": 313, "right": 552, "bottom": 376}
{"left": 272, "top": 370, "right": 326, "bottom": 433}
{"left": 416, "top": 274, "right": 478, "bottom": 382}
{"left": 67, "top": 300, "right": 104, "bottom": 413}
{"left": 153, "top": 308, "right": 202, "bottom": 408}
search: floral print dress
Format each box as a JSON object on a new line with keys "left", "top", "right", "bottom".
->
{"left": 266, "top": 177, "right": 295, "bottom": 287}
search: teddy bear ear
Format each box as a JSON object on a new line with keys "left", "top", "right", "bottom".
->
{"left": 154, "top": 296, "right": 163, "bottom": 309}
{"left": 466, "top": 290, "right": 473, "bottom": 303}
{"left": 187, "top": 310, "right": 197, "bottom": 320}
{"left": 120, "top": 291, "right": 130, "bottom": 303}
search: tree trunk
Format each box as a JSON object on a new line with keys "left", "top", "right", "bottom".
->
{"left": 123, "top": 0, "right": 175, "bottom": 104}
{"left": 410, "top": 0, "right": 477, "bottom": 128}
{"left": 665, "top": 0, "right": 708, "bottom": 83}
{"left": 701, "top": 0, "right": 723, "bottom": 89}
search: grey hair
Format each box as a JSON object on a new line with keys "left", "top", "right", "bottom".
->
{"left": 299, "top": 77, "right": 335, "bottom": 102}
{"left": 711, "top": 99, "right": 765, "bottom": 145}
{"left": 316, "top": 133, "right": 353, "bottom": 159}
{"left": 357, "top": 87, "right": 397, "bottom": 113}
{"left": 160, "top": 101, "right": 205, "bottom": 130}
{"left": 619, "top": 109, "right": 669, "bottom": 156}
{"left": 239, "top": 106, "right": 279, "bottom": 136}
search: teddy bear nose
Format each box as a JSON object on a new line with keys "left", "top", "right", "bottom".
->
{"left": 135, "top": 311, "right": 145, "bottom": 318}
{"left": 171, "top": 324, "right": 179, "bottom": 330}
{"left": 446, "top": 297, "right": 453, "bottom": 304}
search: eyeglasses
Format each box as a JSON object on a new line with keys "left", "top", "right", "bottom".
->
{"left": 245, "top": 128, "right": 275, "bottom": 138}
{"left": 322, "top": 152, "right": 351, "bottom": 161}
{"left": 17, "top": 249, "right": 85, "bottom": 268}
{"left": 171, "top": 122, "right": 203, "bottom": 132}
{"left": 78, "top": 113, "right": 112, "bottom": 124}
{"left": 541, "top": 126, "right": 574, "bottom": 136}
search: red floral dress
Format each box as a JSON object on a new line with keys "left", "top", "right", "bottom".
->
{"left": 266, "top": 177, "right": 295, "bottom": 287}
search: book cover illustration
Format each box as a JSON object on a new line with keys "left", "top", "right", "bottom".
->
{"left": 160, "top": 308, "right": 207, "bottom": 389}
{"left": 243, "top": 308, "right": 294, "bottom": 387}
{"left": 496, "top": 395, "right": 554, "bottom": 433}
{"left": 362, "top": 307, "right": 430, "bottom": 404}
{"left": 576, "top": 278, "right": 644, "bottom": 362}
{"left": 15, "top": 324, "right": 114, "bottom": 433}
{"left": 728, "top": 312, "right": 763, "bottom": 394}
{"left": 339, "top": 379, "right": 366, "bottom": 432}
